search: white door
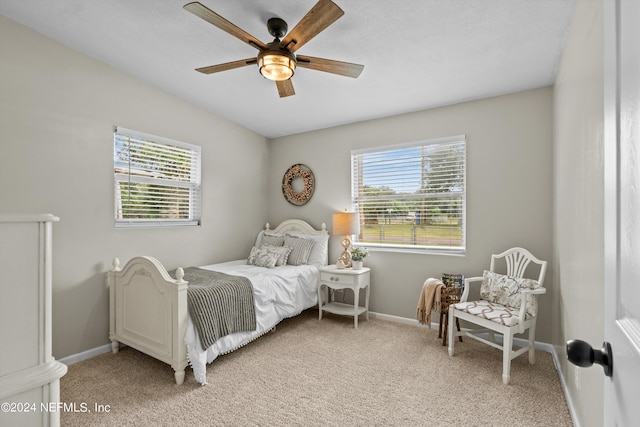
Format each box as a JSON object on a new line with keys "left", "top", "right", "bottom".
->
{"left": 603, "top": 0, "right": 640, "bottom": 424}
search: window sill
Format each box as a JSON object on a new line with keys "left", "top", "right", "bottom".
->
{"left": 352, "top": 243, "right": 465, "bottom": 257}
{"left": 115, "top": 220, "right": 200, "bottom": 229}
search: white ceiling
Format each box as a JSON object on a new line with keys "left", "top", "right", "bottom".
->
{"left": 0, "top": 0, "right": 575, "bottom": 139}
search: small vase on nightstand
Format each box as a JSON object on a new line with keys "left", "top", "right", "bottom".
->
{"left": 352, "top": 260, "right": 363, "bottom": 270}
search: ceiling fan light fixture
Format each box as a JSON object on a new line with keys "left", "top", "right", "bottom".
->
{"left": 258, "top": 52, "right": 296, "bottom": 81}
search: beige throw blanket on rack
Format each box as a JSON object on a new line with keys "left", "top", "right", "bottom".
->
{"left": 416, "top": 278, "right": 445, "bottom": 327}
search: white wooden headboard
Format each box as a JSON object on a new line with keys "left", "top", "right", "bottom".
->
{"left": 266, "top": 219, "right": 327, "bottom": 236}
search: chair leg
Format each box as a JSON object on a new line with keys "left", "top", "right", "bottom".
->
{"left": 456, "top": 318, "right": 463, "bottom": 342}
{"left": 528, "top": 318, "right": 537, "bottom": 365}
{"left": 502, "top": 328, "right": 513, "bottom": 385}
{"left": 442, "top": 311, "right": 449, "bottom": 346}
{"left": 447, "top": 309, "right": 456, "bottom": 356}
{"left": 438, "top": 311, "right": 444, "bottom": 338}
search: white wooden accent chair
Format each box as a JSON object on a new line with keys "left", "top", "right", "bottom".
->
{"left": 447, "top": 247, "right": 547, "bottom": 384}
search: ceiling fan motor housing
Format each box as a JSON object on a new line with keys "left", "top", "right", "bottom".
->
{"left": 267, "top": 17, "right": 288, "bottom": 39}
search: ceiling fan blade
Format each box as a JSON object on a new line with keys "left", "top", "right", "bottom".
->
{"left": 296, "top": 55, "right": 364, "bottom": 78}
{"left": 280, "top": 0, "right": 344, "bottom": 53}
{"left": 276, "top": 79, "right": 295, "bottom": 97}
{"left": 184, "top": 2, "right": 267, "bottom": 50}
{"left": 195, "top": 58, "right": 257, "bottom": 74}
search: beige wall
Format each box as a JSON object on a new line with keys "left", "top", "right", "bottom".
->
{"left": 0, "top": 16, "right": 269, "bottom": 358}
{"left": 553, "top": 0, "right": 604, "bottom": 425}
{"left": 268, "top": 87, "right": 555, "bottom": 342}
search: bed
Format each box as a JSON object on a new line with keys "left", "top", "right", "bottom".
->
{"left": 108, "top": 219, "right": 328, "bottom": 385}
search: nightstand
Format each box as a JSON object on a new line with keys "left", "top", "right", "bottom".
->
{"left": 318, "top": 265, "right": 371, "bottom": 328}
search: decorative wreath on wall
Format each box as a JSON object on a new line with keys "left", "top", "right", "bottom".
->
{"left": 282, "top": 164, "right": 315, "bottom": 206}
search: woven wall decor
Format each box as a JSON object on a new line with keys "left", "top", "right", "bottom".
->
{"left": 282, "top": 164, "right": 315, "bottom": 206}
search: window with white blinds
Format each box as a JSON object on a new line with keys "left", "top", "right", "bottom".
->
{"left": 114, "top": 127, "right": 201, "bottom": 227}
{"left": 351, "top": 135, "right": 466, "bottom": 254}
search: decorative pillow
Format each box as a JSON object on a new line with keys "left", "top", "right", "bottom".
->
{"left": 283, "top": 235, "right": 315, "bottom": 266}
{"left": 261, "top": 244, "right": 293, "bottom": 267}
{"left": 247, "top": 246, "right": 279, "bottom": 268}
{"left": 286, "top": 232, "right": 329, "bottom": 266}
{"left": 480, "top": 270, "right": 541, "bottom": 316}
{"left": 261, "top": 233, "right": 285, "bottom": 247}
{"left": 254, "top": 230, "right": 285, "bottom": 248}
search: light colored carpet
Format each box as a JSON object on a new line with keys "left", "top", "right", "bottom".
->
{"left": 61, "top": 310, "right": 572, "bottom": 426}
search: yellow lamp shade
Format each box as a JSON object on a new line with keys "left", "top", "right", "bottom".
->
{"left": 332, "top": 212, "right": 360, "bottom": 236}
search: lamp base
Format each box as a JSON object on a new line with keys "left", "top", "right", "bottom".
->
{"left": 337, "top": 236, "right": 352, "bottom": 268}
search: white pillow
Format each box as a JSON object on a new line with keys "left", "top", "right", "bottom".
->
{"left": 286, "top": 232, "right": 329, "bottom": 266}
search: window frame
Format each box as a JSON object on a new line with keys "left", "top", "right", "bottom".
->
{"left": 350, "top": 135, "right": 466, "bottom": 256}
{"left": 113, "top": 127, "right": 202, "bottom": 228}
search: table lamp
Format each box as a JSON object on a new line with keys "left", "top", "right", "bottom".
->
{"left": 332, "top": 211, "right": 360, "bottom": 267}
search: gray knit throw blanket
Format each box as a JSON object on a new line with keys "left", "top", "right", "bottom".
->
{"left": 176, "top": 267, "right": 256, "bottom": 351}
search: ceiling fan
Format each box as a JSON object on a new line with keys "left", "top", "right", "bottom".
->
{"left": 183, "top": 0, "right": 364, "bottom": 98}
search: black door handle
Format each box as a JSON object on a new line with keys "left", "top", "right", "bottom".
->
{"left": 566, "top": 339, "right": 613, "bottom": 377}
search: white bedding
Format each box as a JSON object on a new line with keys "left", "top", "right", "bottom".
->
{"left": 184, "top": 260, "right": 319, "bottom": 384}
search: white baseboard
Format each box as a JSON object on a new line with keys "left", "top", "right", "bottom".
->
{"left": 58, "top": 343, "right": 112, "bottom": 366}
{"left": 369, "top": 310, "right": 579, "bottom": 427}
{"left": 548, "top": 344, "right": 580, "bottom": 427}
{"left": 369, "top": 311, "right": 439, "bottom": 329}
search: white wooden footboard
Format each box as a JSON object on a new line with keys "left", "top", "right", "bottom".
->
{"left": 108, "top": 256, "right": 188, "bottom": 385}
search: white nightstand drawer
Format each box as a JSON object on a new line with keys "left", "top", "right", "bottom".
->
{"left": 320, "top": 272, "right": 355, "bottom": 285}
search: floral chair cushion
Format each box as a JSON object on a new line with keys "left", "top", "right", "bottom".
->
{"left": 480, "top": 270, "right": 541, "bottom": 317}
